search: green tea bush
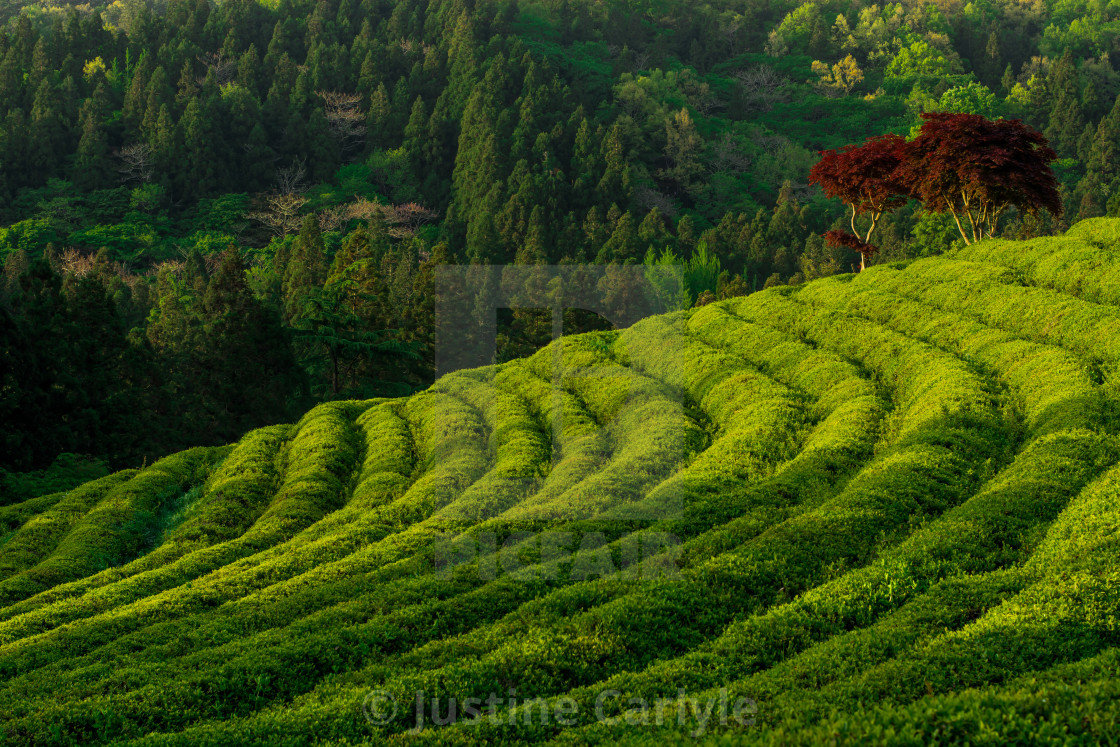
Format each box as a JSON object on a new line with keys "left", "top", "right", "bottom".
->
{"left": 6, "top": 224, "right": 1120, "bottom": 747}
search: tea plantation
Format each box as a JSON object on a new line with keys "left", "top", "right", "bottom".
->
{"left": 3, "top": 221, "right": 1120, "bottom": 745}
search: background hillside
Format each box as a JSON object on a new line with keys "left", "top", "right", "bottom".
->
{"left": 5, "top": 0, "right": 1120, "bottom": 474}
{"left": 1, "top": 220, "right": 1119, "bottom": 745}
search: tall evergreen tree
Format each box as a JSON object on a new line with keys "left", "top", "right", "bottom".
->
{"left": 283, "top": 214, "right": 329, "bottom": 324}
{"left": 72, "top": 90, "right": 112, "bottom": 190}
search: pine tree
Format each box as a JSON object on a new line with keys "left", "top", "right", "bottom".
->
{"left": 1000, "top": 64, "right": 1015, "bottom": 95}
{"left": 661, "top": 108, "right": 705, "bottom": 198}
{"left": 237, "top": 44, "right": 264, "bottom": 97}
{"left": 569, "top": 117, "right": 600, "bottom": 212}
{"left": 203, "top": 246, "right": 303, "bottom": 432}
{"left": 465, "top": 182, "right": 507, "bottom": 263}
{"left": 451, "top": 85, "right": 506, "bottom": 237}
{"left": 178, "top": 97, "right": 221, "bottom": 200}
{"left": 638, "top": 207, "right": 669, "bottom": 248}
{"left": 122, "top": 51, "right": 153, "bottom": 131}
{"left": 28, "top": 37, "right": 50, "bottom": 91}
{"left": 73, "top": 90, "right": 111, "bottom": 191}
{"left": 175, "top": 59, "right": 199, "bottom": 105}
{"left": 29, "top": 80, "right": 65, "bottom": 177}
{"left": 1045, "top": 51, "right": 1084, "bottom": 158}
{"left": 366, "top": 81, "right": 392, "bottom": 150}
{"left": 1088, "top": 95, "right": 1120, "bottom": 185}
{"left": 445, "top": 10, "right": 479, "bottom": 116}
{"left": 283, "top": 214, "right": 328, "bottom": 324}
{"left": 517, "top": 205, "right": 551, "bottom": 264}
{"left": 403, "top": 95, "right": 427, "bottom": 166}
{"left": 596, "top": 210, "right": 641, "bottom": 263}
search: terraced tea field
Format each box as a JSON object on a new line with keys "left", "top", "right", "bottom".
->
{"left": 3, "top": 220, "right": 1120, "bottom": 745}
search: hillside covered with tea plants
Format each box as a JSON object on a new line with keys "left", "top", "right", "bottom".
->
{"left": 2, "top": 220, "right": 1120, "bottom": 745}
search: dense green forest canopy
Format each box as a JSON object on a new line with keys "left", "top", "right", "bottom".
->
{"left": 3, "top": 0, "right": 1120, "bottom": 477}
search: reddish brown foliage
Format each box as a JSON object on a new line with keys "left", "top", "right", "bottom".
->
{"left": 810, "top": 134, "right": 908, "bottom": 269}
{"left": 899, "top": 112, "right": 1061, "bottom": 244}
{"left": 823, "top": 229, "right": 878, "bottom": 258}
{"left": 811, "top": 113, "right": 1063, "bottom": 259}
{"left": 809, "top": 134, "right": 909, "bottom": 219}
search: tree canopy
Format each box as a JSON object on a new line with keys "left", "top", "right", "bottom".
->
{"left": 812, "top": 114, "right": 1062, "bottom": 256}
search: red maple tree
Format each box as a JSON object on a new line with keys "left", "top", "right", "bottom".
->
{"left": 900, "top": 112, "right": 1062, "bottom": 245}
{"left": 809, "top": 133, "right": 908, "bottom": 271}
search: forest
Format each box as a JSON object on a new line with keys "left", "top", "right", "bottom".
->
{"left": 3, "top": 0, "right": 1120, "bottom": 480}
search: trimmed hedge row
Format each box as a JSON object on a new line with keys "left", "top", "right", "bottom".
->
{"left": 0, "top": 402, "right": 365, "bottom": 680}
{"left": 0, "top": 493, "right": 72, "bottom": 536}
{"left": 0, "top": 391, "right": 510, "bottom": 731}
{"left": 123, "top": 282, "right": 1019, "bottom": 746}
{"left": 35, "top": 304, "right": 869, "bottom": 747}
{"left": 561, "top": 425, "right": 1115, "bottom": 737}
{"left": 342, "top": 283, "right": 1027, "bottom": 745}
{"left": 424, "top": 406, "right": 1114, "bottom": 745}
{"left": 796, "top": 271, "right": 1106, "bottom": 435}
{"left": 0, "top": 448, "right": 222, "bottom": 610}
{"left": 110, "top": 319, "right": 886, "bottom": 746}
{"left": 0, "top": 472, "right": 135, "bottom": 582}
{"left": 0, "top": 372, "right": 570, "bottom": 740}
{"left": 486, "top": 267, "right": 1120, "bottom": 745}
{"left": 844, "top": 256, "right": 1120, "bottom": 401}
{"left": 0, "top": 427, "right": 287, "bottom": 637}
{"left": 957, "top": 221, "right": 1120, "bottom": 307}
{"left": 6, "top": 226, "right": 1120, "bottom": 746}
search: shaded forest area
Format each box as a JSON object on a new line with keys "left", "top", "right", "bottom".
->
{"left": 3, "top": 0, "right": 1120, "bottom": 478}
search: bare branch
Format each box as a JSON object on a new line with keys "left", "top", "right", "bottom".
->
{"left": 734, "top": 64, "right": 788, "bottom": 111}
{"left": 342, "top": 198, "right": 438, "bottom": 237}
{"left": 317, "top": 91, "right": 367, "bottom": 156}
{"left": 117, "top": 142, "right": 155, "bottom": 184}
{"left": 196, "top": 50, "right": 237, "bottom": 86}
{"left": 383, "top": 202, "right": 438, "bottom": 238}
{"left": 710, "top": 132, "right": 752, "bottom": 174}
{"left": 633, "top": 184, "right": 679, "bottom": 218}
{"left": 316, "top": 205, "right": 347, "bottom": 233}
{"left": 275, "top": 159, "right": 309, "bottom": 195}
{"left": 248, "top": 192, "right": 309, "bottom": 237}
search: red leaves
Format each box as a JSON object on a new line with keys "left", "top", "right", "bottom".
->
{"left": 809, "top": 134, "right": 910, "bottom": 217}
{"left": 811, "top": 113, "right": 1062, "bottom": 248}
{"left": 900, "top": 112, "right": 1061, "bottom": 241}
{"left": 823, "top": 230, "right": 878, "bottom": 258}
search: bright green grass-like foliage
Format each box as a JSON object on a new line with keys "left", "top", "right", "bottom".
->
{"left": 3, "top": 226, "right": 1120, "bottom": 746}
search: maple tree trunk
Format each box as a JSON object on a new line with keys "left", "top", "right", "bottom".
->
{"left": 946, "top": 201, "right": 972, "bottom": 246}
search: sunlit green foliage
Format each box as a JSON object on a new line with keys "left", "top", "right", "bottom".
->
{"left": 1, "top": 224, "right": 1119, "bottom": 745}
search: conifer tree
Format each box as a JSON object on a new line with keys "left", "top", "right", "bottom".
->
{"left": 596, "top": 210, "right": 641, "bottom": 263}
{"left": 203, "top": 246, "right": 302, "bottom": 431}
{"left": 29, "top": 80, "right": 65, "bottom": 177}
{"left": 283, "top": 214, "right": 328, "bottom": 324}
{"left": 73, "top": 91, "right": 112, "bottom": 191}
{"left": 1045, "top": 51, "right": 1084, "bottom": 158}
{"left": 1088, "top": 95, "right": 1120, "bottom": 185}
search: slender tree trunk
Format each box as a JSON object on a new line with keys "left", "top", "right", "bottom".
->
{"left": 330, "top": 347, "right": 340, "bottom": 394}
{"left": 863, "top": 212, "right": 880, "bottom": 244}
{"left": 946, "top": 198, "right": 971, "bottom": 245}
